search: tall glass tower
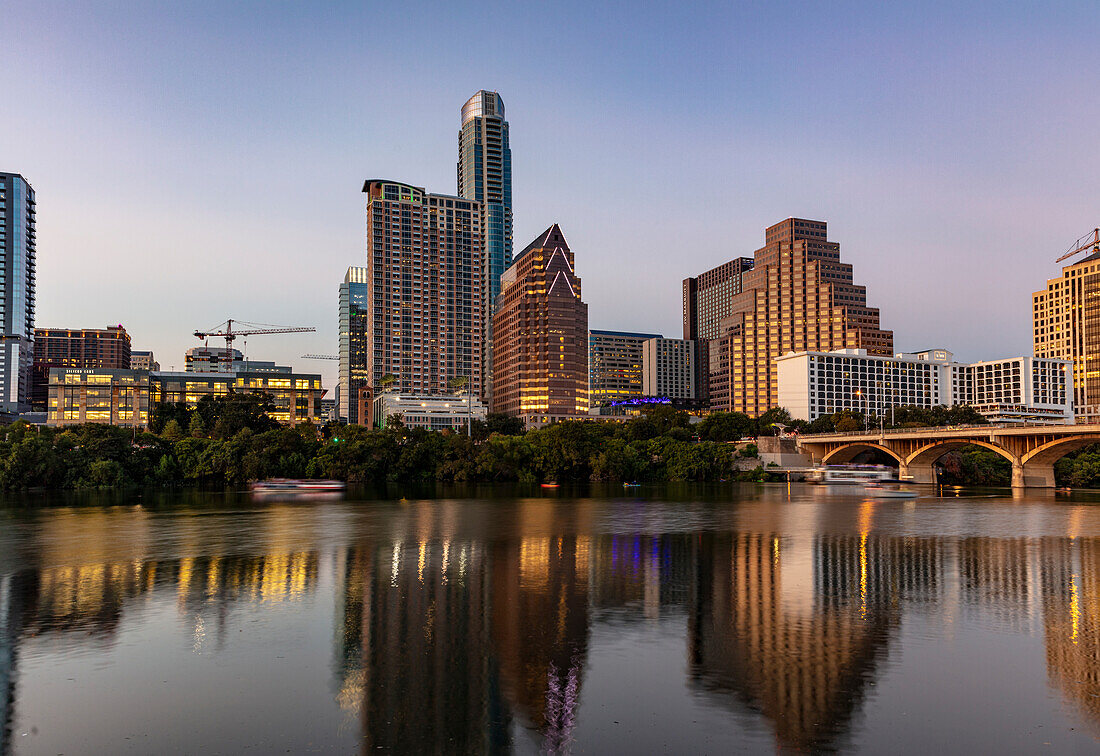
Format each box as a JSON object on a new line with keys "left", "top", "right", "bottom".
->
{"left": 0, "top": 173, "right": 36, "bottom": 414}
{"left": 458, "top": 91, "right": 512, "bottom": 402}
{"left": 339, "top": 266, "right": 370, "bottom": 424}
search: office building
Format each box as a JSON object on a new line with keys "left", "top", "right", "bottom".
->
{"left": 31, "top": 325, "right": 132, "bottom": 411}
{"left": 339, "top": 266, "right": 370, "bottom": 424}
{"left": 46, "top": 368, "right": 150, "bottom": 427}
{"left": 588, "top": 330, "right": 661, "bottom": 405}
{"left": 682, "top": 256, "right": 753, "bottom": 402}
{"left": 708, "top": 218, "right": 893, "bottom": 416}
{"left": 1033, "top": 240, "right": 1100, "bottom": 423}
{"left": 776, "top": 348, "right": 1073, "bottom": 425}
{"left": 458, "top": 90, "right": 512, "bottom": 401}
{"left": 184, "top": 346, "right": 290, "bottom": 374}
{"left": 130, "top": 350, "right": 159, "bottom": 371}
{"left": 0, "top": 173, "right": 36, "bottom": 413}
{"left": 493, "top": 224, "right": 588, "bottom": 426}
{"left": 363, "top": 179, "right": 483, "bottom": 399}
{"left": 642, "top": 337, "right": 696, "bottom": 400}
{"left": 373, "top": 393, "right": 487, "bottom": 431}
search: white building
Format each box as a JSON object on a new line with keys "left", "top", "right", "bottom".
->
{"left": 776, "top": 348, "right": 1073, "bottom": 425}
{"left": 642, "top": 338, "right": 695, "bottom": 400}
{"left": 374, "top": 393, "right": 487, "bottom": 432}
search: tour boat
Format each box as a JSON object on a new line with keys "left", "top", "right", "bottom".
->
{"left": 250, "top": 479, "right": 345, "bottom": 499}
{"left": 809, "top": 465, "right": 897, "bottom": 485}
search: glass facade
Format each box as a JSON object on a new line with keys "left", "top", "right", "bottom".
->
{"left": 0, "top": 173, "right": 37, "bottom": 413}
{"left": 339, "top": 266, "right": 370, "bottom": 423}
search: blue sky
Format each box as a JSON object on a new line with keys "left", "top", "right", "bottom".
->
{"left": 4, "top": 1, "right": 1099, "bottom": 388}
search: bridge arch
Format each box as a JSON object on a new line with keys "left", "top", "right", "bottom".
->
{"left": 821, "top": 443, "right": 903, "bottom": 466}
{"left": 904, "top": 439, "right": 1018, "bottom": 468}
{"left": 1021, "top": 435, "right": 1100, "bottom": 467}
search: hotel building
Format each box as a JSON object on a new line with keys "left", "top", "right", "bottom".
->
{"left": 31, "top": 325, "right": 132, "bottom": 411}
{"left": 339, "top": 266, "right": 370, "bottom": 423}
{"left": 588, "top": 330, "right": 661, "bottom": 405}
{"left": 492, "top": 224, "right": 589, "bottom": 426}
{"left": 708, "top": 218, "right": 893, "bottom": 416}
{"left": 1033, "top": 240, "right": 1100, "bottom": 423}
{"left": 458, "top": 91, "right": 512, "bottom": 401}
{"left": 373, "top": 393, "right": 487, "bottom": 432}
{"left": 776, "top": 348, "right": 1073, "bottom": 424}
{"left": 130, "top": 350, "right": 159, "bottom": 371}
{"left": 642, "top": 337, "right": 696, "bottom": 400}
{"left": 363, "top": 180, "right": 483, "bottom": 399}
{"left": 682, "top": 256, "right": 753, "bottom": 402}
{"left": 0, "top": 173, "right": 36, "bottom": 413}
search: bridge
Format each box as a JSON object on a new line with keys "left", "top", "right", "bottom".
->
{"left": 796, "top": 424, "right": 1100, "bottom": 488}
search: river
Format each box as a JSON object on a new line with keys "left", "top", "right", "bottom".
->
{"left": 1, "top": 483, "right": 1099, "bottom": 754}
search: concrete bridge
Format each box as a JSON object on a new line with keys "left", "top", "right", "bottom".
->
{"left": 796, "top": 424, "right": 1100, "bottom": 488}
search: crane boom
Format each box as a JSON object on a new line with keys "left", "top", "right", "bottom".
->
{"left": 193, "top": 318, "right": 316, "bottom": 352}
{"left": 301, "top": 354, "right": 339, "bottom": 360}
{"left": 1055, "top": 228, "right": 1100, "bottom": 264}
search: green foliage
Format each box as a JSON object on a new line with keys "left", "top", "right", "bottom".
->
{"left": 697, "top": 412, "right": 754, "bottom": 442}
{"left": 1054, "top": 444, "right": 1100, "bottom": 488}
{"left": 937, "top": 446, "right": 1011, "bottom": 486}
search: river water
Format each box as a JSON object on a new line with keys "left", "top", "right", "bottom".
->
{"left": 1, "top": 483, "right": 1100, "bottom": 754}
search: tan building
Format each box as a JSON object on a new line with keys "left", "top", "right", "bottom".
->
{"left": 707, "top": 218, "right": 892, "bottom": 416}
{"left": 1033, "top": 241, "right": 1100, "bottom": 423}
{"left": 47, "top": 368, "right": 151, "bottom": 428}
{"left": 492, "top": 224, "right": 589, "bottom": 426}
{"left": 32, "top": 325, "right": 132, "bottom": 411}
{"left": 682, "top": 256, "right": 754, "bottom": 402}
{"left": 362, "top": 180, "right": 484, "bottom": 399}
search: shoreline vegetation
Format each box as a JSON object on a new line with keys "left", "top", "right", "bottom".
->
{"left": 4, "top": 393, "right": 1098, "bottom": 491}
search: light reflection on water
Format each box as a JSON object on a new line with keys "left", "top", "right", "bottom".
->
{"left": 1, "top": 485, "right": 1100, "bottom": 753}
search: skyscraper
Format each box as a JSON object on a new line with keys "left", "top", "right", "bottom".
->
{"left": 707, "top": 218, "right": 892, "bottom": 416}
{"left": 458, "top": 90, "right": 512, "bottom": 401}
{"left": 492, "top": 224, "right": 588, "bottom": 425}
{"left": 0, "top": 173, "right": 36, "bottom": 414}
{"left": 588, "top": 330, "right": 661, "bottom": 405}
{"left": 339, "top": 266, "right": 369, "bottom": 423}
{"left": 363, "top": 180, "right": 483, "bottom": 397}
{"left": 682, "top": 256, "right": 754, "bottom": 403}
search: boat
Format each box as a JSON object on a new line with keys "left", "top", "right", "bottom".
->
{"left": 250, "top": 478, "right": 345, "bottom": 500}
{"left": 863, "top": 481, "right": 918, "bottom": 499}
{"left": 809, "top": 465, "right": 898, "bottom": 485}
{"left": 623, "top": 482, "right": 641, "bottom": 488}
{"left": 541, "top": 482, "right": 560, "bottom": 489}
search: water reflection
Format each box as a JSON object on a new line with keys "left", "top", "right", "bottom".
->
{"left": 3, "top": 492, "right": 1100, "bottom": 752}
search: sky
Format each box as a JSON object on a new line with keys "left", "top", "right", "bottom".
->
{"left": 3, "top": 1, "right": 1099, "bottom": 391}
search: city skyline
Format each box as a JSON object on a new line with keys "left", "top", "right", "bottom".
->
{"left": 4, "top": 3, "right": 1098, "bottom": 392}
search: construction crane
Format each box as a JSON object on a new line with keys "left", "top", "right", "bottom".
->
{"left": 301, "top": 354, "right": 339, "bottom": 360}
{"left": 1056, "top": 228, "right": 1100, "bottom": 263}
{"left": 193, "top": 319, "right": 316, "bottom": 353}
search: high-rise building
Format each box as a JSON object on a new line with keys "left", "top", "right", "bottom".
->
{"left": 588, "top": 330, "right": 661, "bottom": 405}
{"left": 339, "top": 266, "right": 370, "bottom": 424}
{"left": 1033, "top": 240, "right": 1100, "bottom": 423}
{"left": 363, "top": 180, "right": 483, "bottom": 397}
{"left": 31, "top": 325, "right": 132, "bottom": 411}
{"left": 0, "top": 173, "right": 36, "bottom": 414}
{"left": 458, "top": 90, "right": 512, "bottom": 401}
{"left": 184, "top": 346, "right": 243, "bottom": 372}
{"left": 493, "top": 224, "right": 588, "bottom": 426}
{"left": 707, "top": 218, "right": 893, "bottom": 416}
{"left": 682, "top": 256, "right": 754, "bottom": 402}
{"left": 130, "top": 350, "right": 159, "bottom": 372}
{"left": 642, "top": 337, "right": 696, "bottom": 400}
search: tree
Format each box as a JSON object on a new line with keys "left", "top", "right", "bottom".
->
{"left": 195, "top": 391, "right": 279, "bottom": 439}
{"left": 756, "top": 407, "right": 793, "bottom": 436}
{"left": 697, "top": 412, "right": 754, "bottom": 442}
{"left": 189, "top": 413, "right": 206, "bottom": 438}
{"left": 161, "top": 419, "right": 184, "bottom": 442}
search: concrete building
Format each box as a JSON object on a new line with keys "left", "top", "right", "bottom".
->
{"left": 458, "top": 91, "right": 512, "bottom": 401}
{"left": 642, "top": 338, "right": 696, "bottom": 400}
{"left": 0, "top": 173, "right": 36, "bottom": 413}
{"left": 682, "top": 256, "right": 753, "bottom": 402}
{"left": 184, "top": 347, "right": 290, "bottom": 374}
{"left": 373, "top": 393, "right": 487, "bottom": 432}
{"left": 588, "top": 330, "right": 661, "bottom": 405}
{"left": 31, "top": 325, "right": 132, "bottom": 411}
{"left": 776, "top": 348, "right": 1073, "bottom": 425}
{"left": 493, "top": 224, "right": 589, "bottom": 426}
{"left": 130, "top": 350, "right": 159, "bottom": 371}
{"left": 1033, "top": 239, "right": 1100, "bottom": 423}
{"left": 708, "top": 218, "right": 893, "bottom": 416}
{"left": 363, "top": 179, "right": 483, "bottom": 399}
{"left": 339, "top": 266, "right": 370, "bottom": 423}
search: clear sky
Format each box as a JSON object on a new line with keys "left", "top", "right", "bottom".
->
{"left": 4, "top": 1, "right": 1099, "bottom": 390}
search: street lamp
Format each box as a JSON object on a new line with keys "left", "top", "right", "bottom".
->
{"left": 855, "top": 389, "right": 867, "bottom": 431}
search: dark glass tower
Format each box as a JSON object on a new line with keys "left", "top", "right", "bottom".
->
{"left": 339, "top": 266, "right": 370, "bottom": 423}
{"left": 458, "top": 91, "right": 512, "bottom": 401}
{"left": 0, "top": 173, "right": 36, "bottom": 413}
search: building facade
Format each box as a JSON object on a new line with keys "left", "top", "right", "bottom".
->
{"left": 185, "top": 346, "right": 243, "bottom": 372}
{"left": 373, "top": 393, "right": 487, "bottom": 432}
{"left": 130, "top": 350, "right": 159, "bottom": 371}
{"left": 339, "top": 266, "right": 370, "bottom": 423}
{"left": 492, "top": 224, "right": 589, "bottom": 425}
{"left": 682, "top": 256, "right": 754, "bottom": 402}
{"left": 458, "top": 91, "right": 512, "bottom": 401}
{"left": 776, "top": 348, "right": 1073, "bottom": 425}
{"left": 1033, "top": 246, "right": 1100, "bottom": 423}
{"left": 47, "top": 368, "right": 150, "bottom": 428}
{"left": 31, "top": 325, "right": 132, "bottom": 411}
{"left": 588, "top": 330, "right": 661, "bottom": 405}
{"left": 642, "top": 338, "right": 696, "bottom": 400}
{"left": 709, "top": 218, "right": 893, "bottom": 416}
{"left": 0, "top": 173, "right": 36, "bottom": 413}
{"left": 363, "top": 180, "right": 483, "bottom": 399}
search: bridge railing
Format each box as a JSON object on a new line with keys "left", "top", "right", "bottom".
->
{"left": 797, "top": 422, "right": 1068, "bottom": 439}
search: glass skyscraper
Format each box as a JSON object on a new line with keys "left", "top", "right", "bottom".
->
{"left": 339, "top": 266, "right": 370, "bottom": 424}
{"left": 0, "top": 173, "right": 36, "bottom": 414}
{"left": 458, "top": 90, "right": 512, "bottom": 402}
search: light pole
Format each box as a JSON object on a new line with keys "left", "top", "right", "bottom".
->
{"left": 855, "top": 389, "right": 867, "bottom": 431}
